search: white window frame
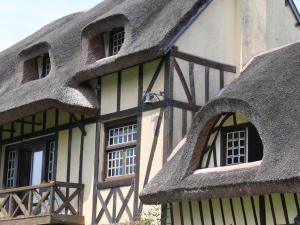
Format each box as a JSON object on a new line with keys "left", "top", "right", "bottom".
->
{"left": 106, "top": 121, "right": 137, "bottom": 178}
{"left": 224, "top": 128, "right": 248, "bottom": 166}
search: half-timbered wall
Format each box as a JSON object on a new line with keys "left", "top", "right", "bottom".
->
{"left": 167, "top": 193, "right": 300, "bottom": 225}
{"left": 93, "top": 58, "right": 166, "bottom": 225}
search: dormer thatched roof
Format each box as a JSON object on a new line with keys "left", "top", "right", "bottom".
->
{"left": 140, "top": 42, "right": 300, "bottom": 204}
{"left": 0, "top": 0, "right": 210, "bottom": 124}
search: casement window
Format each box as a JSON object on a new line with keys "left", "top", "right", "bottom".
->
{"left": 22, "top": 53, "right": 51, "bottom": 83}
{"left": 4, "top": 138, "right": 56, "bottom": 188}
{"left": 37, "top": 53, "right": 51, "bottom": 78}
{"left": 224, "top": 129, "right": 247, "bottom": 165}
{"left": 6, "top": 150, "right": 18, "bottom": 188}
{"left": 110, "top": 28, "right": 125, "bottom": 56}
{"left": 222, "top": 124, "right": 263, "bottom": 166}
{"left": 105, "top": 120, "right": 137, "bottom": 178}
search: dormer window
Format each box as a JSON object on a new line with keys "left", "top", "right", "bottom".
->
{"left": 22, "top": 52, "right": 51, "bottom": 83}
{"left": 83, "top": 26, "right": 126, "bottom": 63}
{"left": 199, "top": 112, "right": 263, "bottom": 169}
{"left": 111, "top": 28, "right": 125, "bottom": 55}
{"left": 37, "top": 53, "right": 51, "bottom": 78}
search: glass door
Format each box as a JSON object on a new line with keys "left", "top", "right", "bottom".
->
{"left": 31, "top": 150, "right": 44, "bottom": 185}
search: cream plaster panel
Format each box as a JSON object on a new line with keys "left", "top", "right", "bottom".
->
{"left": 143, "top": 59, "right": 164, "bottom": 94}
{"left": 101, "top": 73, "right": 118, "bottom": 115}
{"left": 272, "top": 193, "right": 286, "bottom": 224}
{"left": 172, "top": 203, "right": 182, "bottom": 225}
{"left": 56, "top": 130, "right": 68, "bottom": 182}
{"left": 175, "top": 0, "right": 238, "bottom": 66}
{"left": 82, "top": 124, "right": 96, "bottom": 225}
{"left": 118, "top": 186, "right": 134, "bottom": 223}
{"left": 70, "top": 127, "right": 81, "bottom": 183}
{"left": 58, "top": 110, "right": 70, "bottom": 126}
{"left": 173, "top": 59, "right": 189, "bottom": 103}
{"left": 194, "top": 65, "right": 206, "bottom": 106}
{"left": 284, "top": 193, "right": 298, "bottom": 223}
{"left": 173, "top": 108, "right": 183, "bottom": 149}
{"left": 121, "top": 67, "right": 139, "bottom": 111}
{"left": 241, "top": 0, "right": 267, "bottom": 66}
{"left": 35, "top": 112, "right": 44, "bottom": 132}
{"left": 208, "top": 68, "right": 221, "bottom": 101}
{"left": 211, "top": 198, "right": 222, "bottom": 225}
{"left": 139, "top": 109, "right": 164, "bottom": 220}
{"left": 266, "top": 0, "right": 300, "bottom": 50}
{"left": 97, "top": 189, "right": 111, "bottom": 225}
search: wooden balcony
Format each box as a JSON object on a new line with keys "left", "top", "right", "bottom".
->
{"left": 0, "top": 181, "right": 84, "bottom": 225}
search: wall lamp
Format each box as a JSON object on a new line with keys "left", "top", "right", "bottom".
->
{"left": 143, "top": 91, "right": 165, "bottom": 105}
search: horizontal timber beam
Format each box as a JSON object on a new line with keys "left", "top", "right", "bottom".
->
{"left": 171, "top": 49, "right": 236, "bottom": 73}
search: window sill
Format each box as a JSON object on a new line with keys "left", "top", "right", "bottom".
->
{"left": 98, "top": 175, "right": 134, "bottom": 190}
{"left": 193, "top": 161, "right": 262, "bottom": 175}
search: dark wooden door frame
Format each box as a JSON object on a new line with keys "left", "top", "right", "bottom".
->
{"left": 3, "top": 135, "right": 55, "bottom": 188}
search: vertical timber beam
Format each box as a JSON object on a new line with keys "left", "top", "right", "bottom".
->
{"left": 133, "top": 64, "right": 143, "bottom": 219}
{"left": 163, "top": 52, "right": 174, "bottom": 162}
{"left": 162, "top": 53, "right": 174, "bottom": 225}
{"left": 92, "top": 78, "right": 102, "bottom": 225}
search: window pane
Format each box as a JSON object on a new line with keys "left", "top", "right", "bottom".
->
{"left": 6, "top": 150, "right": 17, "bottom": 188}
{"left": 125, "top": 147, "right": 136, "bottom": 175}
{"left": 112, "top": 30, "right": 125, "bottom": 55}
{"left": 225, "top": 130, "right": 247, "bottom": 165}
{"left": 108, "top": 123, "right": 137, "bottom": 146}
{"left": 107, "top": 150, "right": 123, "bottom": 177}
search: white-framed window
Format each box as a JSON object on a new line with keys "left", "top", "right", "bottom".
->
{"left": 111, "top": 28, "right": 125, "bottom": 55}
{"left": 108, "top": 124, "right": 137, "bottom": 146}
{"left": 225, "top": 128, "right": 247, "bottom": 165}
{"left": 106, "top": 120, "right": 137, "bottom": 178}
{"left": 6, "top": 150, "right": 17, "bottom": 188}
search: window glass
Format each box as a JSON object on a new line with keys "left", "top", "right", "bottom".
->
{"left": 106, "top": 121, "right": 137, "bottom": 178}
{"left": 226, "top": 129, "right": 247, "bottom": 165}
{"left": 112, "top": 29, "right": 125, "bottom": 55}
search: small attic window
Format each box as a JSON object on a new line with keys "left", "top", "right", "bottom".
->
{"left": 85, "top": 27, "right": 125, "bottom": 63}
{"left": 199, "top": 112, "right": 263, "bottom": 169}
{"left": 23, "top": 53, "right": 51, "bottom": 83}
{"left": 111, "top": 28, "right": 125, "bottom": 55}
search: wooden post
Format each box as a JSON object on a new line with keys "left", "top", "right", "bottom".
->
{"left": 28, "top": 190, "right": 32, "bottom": 216}
{"left": 50, "top": 185, "right": 55, "bottom": 214}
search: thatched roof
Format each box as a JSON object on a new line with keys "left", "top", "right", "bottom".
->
{"left": 140, "top": 42, "right": 300, "bottom": 204}
{"left": 0, "top": 0, "right": 210, "bottom": 124}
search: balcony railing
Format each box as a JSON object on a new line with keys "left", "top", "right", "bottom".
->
{"left": 0, "top": 181, "right": 84, "bottom": 225}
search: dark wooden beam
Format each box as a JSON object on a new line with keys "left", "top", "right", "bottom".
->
{"left": 174, "top": 58, "right": 193, "bottom": 103}
{"left": 145, "top": 57, "right": 165, "bottom": 93}
{"left": 117, "top": 71, "right": 122, "bottom": 112}
{"left": 163, "top": 53, "right": 174, "bottom": 163}
{"left": 92, "top": 77, "right": 102, "bottom": 225}
{"left": 70, "top": 113, "right": 87, "bottom": 136}
{"left": 220, "top": 69, "right": 224, "bottom": 89}
{"left": 134, "top": 64, "right": 143, "bottom": 219}
{"left": 171, "top": 49, "right": 236, "bottom": 73}
{"left": 205, "top": 66, "right": 209, "bottom": 103}
{"left": 15, "top": 119, "right": 42, "bottom": 126}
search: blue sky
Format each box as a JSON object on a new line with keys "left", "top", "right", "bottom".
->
{"left": 0, "top": 0, "right": 102, "bottom": 51}
{"left": 0, "top": 0, "right": 300, "bottom": 51}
